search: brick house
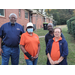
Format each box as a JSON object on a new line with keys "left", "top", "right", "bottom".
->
{"left": 0, "top": 9, "right": 32, "bottom": 30}
{"left": 31, "top": 10, "right": 53, "bottom": 29}
{"left": 0, "top": 9, "right": 53, "bottom": 30}
{"left": 31, "top": 10, "right": 44, "bottom": 29}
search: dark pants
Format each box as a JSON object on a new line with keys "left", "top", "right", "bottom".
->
{"left": 2, "top": 45, "right": 20, "bottom": 65}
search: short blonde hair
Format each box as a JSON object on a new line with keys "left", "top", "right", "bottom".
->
{"left": 54, "top": 27, "right": 62, "bottom": 32}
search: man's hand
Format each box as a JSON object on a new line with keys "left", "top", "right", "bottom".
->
{"left": 0, "top": 48, "right": 3, "bottom": 55}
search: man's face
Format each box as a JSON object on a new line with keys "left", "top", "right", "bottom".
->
{"left": 9, "top": 15, "right": 17, "bottom": 24}
{"left": 47, "top": 25, "right": 53, "bottom": 32}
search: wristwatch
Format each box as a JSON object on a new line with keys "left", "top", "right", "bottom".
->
{"left": 57, "top": 60, "right": 60, "bottom": 63}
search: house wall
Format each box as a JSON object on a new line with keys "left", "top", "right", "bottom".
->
{"left": 0, "top": 9, "right": 29, "bottom": 31}
{"left": 0, "top": 9, "right": 53, "bottom": 30}
{"left": 32, "top": 13, "right": 44, "bottom": 29}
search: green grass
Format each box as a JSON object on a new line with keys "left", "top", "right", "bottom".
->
{"left": 34, "top": 28, "right": 48, "bottom": 36}
{"left": 62, "top": 26, "right": 75, "bottom": 65}
{"left": 37, "top": 38, "right": 47, "bottom": 65}
{"left": 35, "top": 26, "right": 75, "bottom": 65}
{"left": 0, "top": 25, "right": 75, "bottom": 65}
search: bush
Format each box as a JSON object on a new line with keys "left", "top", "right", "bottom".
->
{"left": 67, "top": 16, "right": 75, "bottom": 39}
{"left": 67, "top": 20, "right": 70, "bottom": 33}
{"left": 71, "top": 20, "right": 75, "bottom": 39}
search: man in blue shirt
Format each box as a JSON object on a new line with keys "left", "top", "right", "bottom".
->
{"left": 0, "top": 13, "right": 24, "bottom": 65}
{"left": 45, "top": 23, "right": 65, "bottom": 46}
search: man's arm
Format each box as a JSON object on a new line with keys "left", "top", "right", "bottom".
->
{"left": 20, "top": 26, "right": 25, "bottom": 39}
{"left": 0, "top": 37, "right": 3, "bottom": 55}
{"left": 20, "top": 26, "right": 25, "bottom": 35}
{"left": 45, "top": 35, "right": 48, "bottom": 47}
{"left": 0, "top": 27, "right": 3, "bottom": 55}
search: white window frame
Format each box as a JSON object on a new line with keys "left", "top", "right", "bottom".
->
{"left": 25, "top": 10, "right": 28, "bottom": 19}
{"left": 0, "top": 9, "right": 5, "bottom": 17}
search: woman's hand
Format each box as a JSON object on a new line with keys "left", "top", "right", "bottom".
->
{"left": 49, "top": 58, "right": 56, "bottom": 65}
{"left": 33, "top": 53, "right": 38, "bottom": 59}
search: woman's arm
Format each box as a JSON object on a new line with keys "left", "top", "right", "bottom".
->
{"left": 58, "top": 56, "right": 64, "bottom": 63}
{"left": 54, "top": 56, "right": 64, "bottom": 64}
{"left": 37, "top": 44, "right": 41, "bottom": 54}
{"left": 20, "top": 45, "right": 34, "bottom": 61}
{"left": 47, "top": 53, "right": 55, "bottom": 65}
{"left": 20, "top": 45, "right": 27, "bottom": 53}
{"left": 34, "top": 44, "right": 41, "bottom": 59}
{"left": 54, "top": 40, "right": 68, "bottom": 64}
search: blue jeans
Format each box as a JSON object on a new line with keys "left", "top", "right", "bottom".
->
{"left": 2, "top": 45, "right": 20, "bottom": 65}
{"left": 25, "top": 58, "right": 38, "bottom": 65}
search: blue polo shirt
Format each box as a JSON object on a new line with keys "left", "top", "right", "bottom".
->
{"left": 0, "top": 22, "right": 24, "bottom": 47}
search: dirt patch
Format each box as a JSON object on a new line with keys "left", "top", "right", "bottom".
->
{"left": 56, "top": 25, "right": 67, "bottom": 29}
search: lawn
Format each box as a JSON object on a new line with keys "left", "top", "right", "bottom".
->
{"left": 61, "top": 26, "right": 75, "bottom": 65}
{"left": 34, "top": 25, "right": 75, "bottom": 65}
{"left": 0, "top": 25, "right": 75, "bottom": 65}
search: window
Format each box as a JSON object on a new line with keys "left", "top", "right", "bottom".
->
{"left": 0, "top": 9, "right": 4, "bottom": 16}
{"left": 25, "top": 10, "right": 28, "bottom": 19}
{"left": 19, "top": 9, "right": 21, "bottom": 17}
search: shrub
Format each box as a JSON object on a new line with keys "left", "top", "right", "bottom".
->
{"left": 71, "top": 20, "right": 75, "bottom": 39}
{"left": 67, "top": 16, "right": 75, "bottom": 39}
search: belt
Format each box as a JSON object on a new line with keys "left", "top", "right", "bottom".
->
{"left": 2, "top": 42, "right": 19, "bottom": 47}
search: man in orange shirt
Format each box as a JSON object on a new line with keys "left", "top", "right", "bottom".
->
{"left": 20, "top": 22, "right": 40, "bottom": 65}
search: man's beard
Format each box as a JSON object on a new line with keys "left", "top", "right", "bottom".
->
{"left": 11, "top": 22, "right": 16, "bottom": 24}
{"left": 49, "top": 30, "right": 54, "bottom": 34}
{"left": 49, "top": 30, "right": 52, "bottom": 32}
{"left": 10, "top": 20, "right": 16, "bottom": 24}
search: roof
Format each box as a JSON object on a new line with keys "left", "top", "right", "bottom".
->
{"left": 24, "top": 9, "right": 53, "bottom": 20}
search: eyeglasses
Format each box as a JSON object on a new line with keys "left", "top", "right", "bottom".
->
{"left": 54, "top": 32, "right": 61, "bottom": 33}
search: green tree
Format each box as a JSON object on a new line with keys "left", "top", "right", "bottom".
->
{"left": 45, "top": 9, "right": 74, "bottom": 25}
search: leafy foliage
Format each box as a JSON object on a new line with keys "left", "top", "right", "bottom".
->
{"left": 45, "top": 9, "right": 74, "bottom": 25}
{"left": 67, "top": 16, "right": 75, "bottom": 39}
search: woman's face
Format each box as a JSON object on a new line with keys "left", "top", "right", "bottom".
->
{"left": 27, "top": 26, "right": 33, "bottom": 34}
{"left": 54, "top": 29, "right": 61, "bottom": 38}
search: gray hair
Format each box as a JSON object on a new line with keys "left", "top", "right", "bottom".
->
{"left": 9, "top": 13, "right": 17, "bottom": 18}
{"left": 48, "top": 23, "right": 53, "bottom": 28}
